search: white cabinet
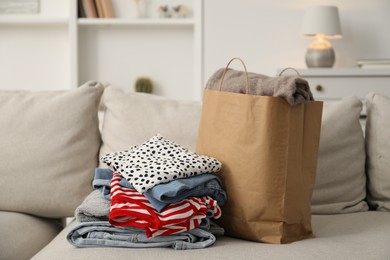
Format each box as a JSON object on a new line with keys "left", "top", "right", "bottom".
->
{"left": 0, "top": 0, "right": 203, "bottom": 101}
{"left": 298, "top": 68, "right": 390, "bottom": 115}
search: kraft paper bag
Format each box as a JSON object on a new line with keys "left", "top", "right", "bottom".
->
{"left": 196, "top": 58, "right": 323, "bottom": 244}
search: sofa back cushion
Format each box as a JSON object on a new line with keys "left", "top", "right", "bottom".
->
{"left": 365, "top": 93, "right": 390, "bottom": 211}
{"left": 311, "top": 96, "right": 368, "bottom": 214}
{"left": 99, "top": 87, "right": 201, "bottom": 166}
{"left": 0, "top": 82, "right": 103, "bottom": 218}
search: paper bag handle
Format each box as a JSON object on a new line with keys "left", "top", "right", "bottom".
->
{"left": 278, "top": 67, "right": 301, "bottom": 76}
{"left": 219, "top": 57, "right": 249, "bottom": 94}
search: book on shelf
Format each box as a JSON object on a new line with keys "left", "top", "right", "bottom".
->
{"left": 82, "top": 0, "right": 98, "bottom": 18}
{"left": 357, "top": 59, "right": 390, "bottom": 69}
{"left": 78, "top": 0, "right": 86, "bottom": 18}
{"left": 79, "top": 0, "right": 115, "bottom": 18}
{"left": 101, "top": 0, "right": 115, "bottom": 18}
{"left": 94, "top": 0, "right": 104, "bottom": 18}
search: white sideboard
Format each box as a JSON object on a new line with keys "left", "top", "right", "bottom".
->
{"left": 298, "top": 68, "right": 390, "bottom": 114}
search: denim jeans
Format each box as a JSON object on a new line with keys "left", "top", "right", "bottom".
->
{"left": 67, "top": 221, "right": 217, "bottom": 250}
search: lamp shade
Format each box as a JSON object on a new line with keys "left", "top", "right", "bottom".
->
{"left": 301, "top": 6, "right": 342, "bottom": 39}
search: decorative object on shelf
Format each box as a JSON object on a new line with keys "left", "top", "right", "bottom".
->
{"left": 172, "top": 5, "right": 189, "bottom": 18}
{"left": 132, "top": 0, "right": 148, "bottom": 18}
{"left": 0, "top": 0, "right": 39, "bottom": 14}
{"left": 135, "top": 77, "right": 153, "bottom": 93}
{"left": 157, "top": 5, "right": 171, "bottom": 18}
{"left": 301, "top": 5, "right": 342, "bottom": 68}
{"left": 157, "top": 5, "right": 190, "bottom": 19}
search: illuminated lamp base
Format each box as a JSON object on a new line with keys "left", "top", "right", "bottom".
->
{"left": 305, "top": 38, "right": 335, "bottom": 68}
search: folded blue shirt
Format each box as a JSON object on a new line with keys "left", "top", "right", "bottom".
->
{"left": 92, "top": 168, "right": 113, "bottom": 200}
{"left": 93, "top": 168, "right": 227, "bottom": 212}
{"left": 145, "top": 173, "right": 227, "bottom": 212}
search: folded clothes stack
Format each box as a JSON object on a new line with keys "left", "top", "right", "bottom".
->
{"left": 67, "top": 134, "right": 227, "bottom": 250}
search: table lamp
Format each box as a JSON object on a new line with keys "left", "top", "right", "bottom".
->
{"left": 301, "top": 6, "right": 342, "bottom": 68}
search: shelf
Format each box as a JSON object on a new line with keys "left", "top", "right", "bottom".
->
{"left": 0, "top": 16, "right": 68, "bottom": 25}
{"left": 78, "top": 18, "right": 194, "bottom": 27}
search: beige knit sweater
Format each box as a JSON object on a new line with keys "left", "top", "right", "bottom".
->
{"left": 205, "top": 68, "right": 314, "bottom": 106}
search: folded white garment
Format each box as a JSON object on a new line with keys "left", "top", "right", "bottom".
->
{"left": 101, "top": 134, "right": 222, "bottom": 193}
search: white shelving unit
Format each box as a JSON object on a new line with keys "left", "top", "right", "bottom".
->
{"left": 0, "top": 0, "right": 204, "bottom": 101}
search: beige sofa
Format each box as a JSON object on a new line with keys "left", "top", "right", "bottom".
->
{"left": 1, "top": 82, "right": 389, "bottom": 260}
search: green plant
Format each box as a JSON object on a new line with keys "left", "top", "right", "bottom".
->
{"left": 134, "top": 77, "right": 153, "bottom": 93}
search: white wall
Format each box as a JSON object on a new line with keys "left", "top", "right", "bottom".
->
{"left": 1, "top": 0, "right": 389, "bottom": 97}
{"left": 203, "top": 0, "right": 390, "bottom": 82}
{"left": 0, "top": 0, "right": 70, "bottom": 91}
{"left": 78, "top": 26, "right": 194, "bottom": 100}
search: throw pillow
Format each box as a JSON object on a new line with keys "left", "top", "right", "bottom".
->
{"left": 311, "top": 96, "right": 368, "bottom": 214}
{"left": 99, "top": 87, "right": 202, "bottom": 167}
{"left": 365, "top": 93, "right": 390, "bottom": 211}
{"left": 0, "top": 81, "right": 104, "bottom": 218}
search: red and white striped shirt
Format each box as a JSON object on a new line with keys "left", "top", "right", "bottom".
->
{"left": 109, "top": 172, "right": 221, "bottom": 238}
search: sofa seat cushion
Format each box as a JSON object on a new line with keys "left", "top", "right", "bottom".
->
{"left": 0, "top": 211, "right": 62, "bottom": 260}
{"left": 32, "top": 211, "right": 390, "bottom": 260}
